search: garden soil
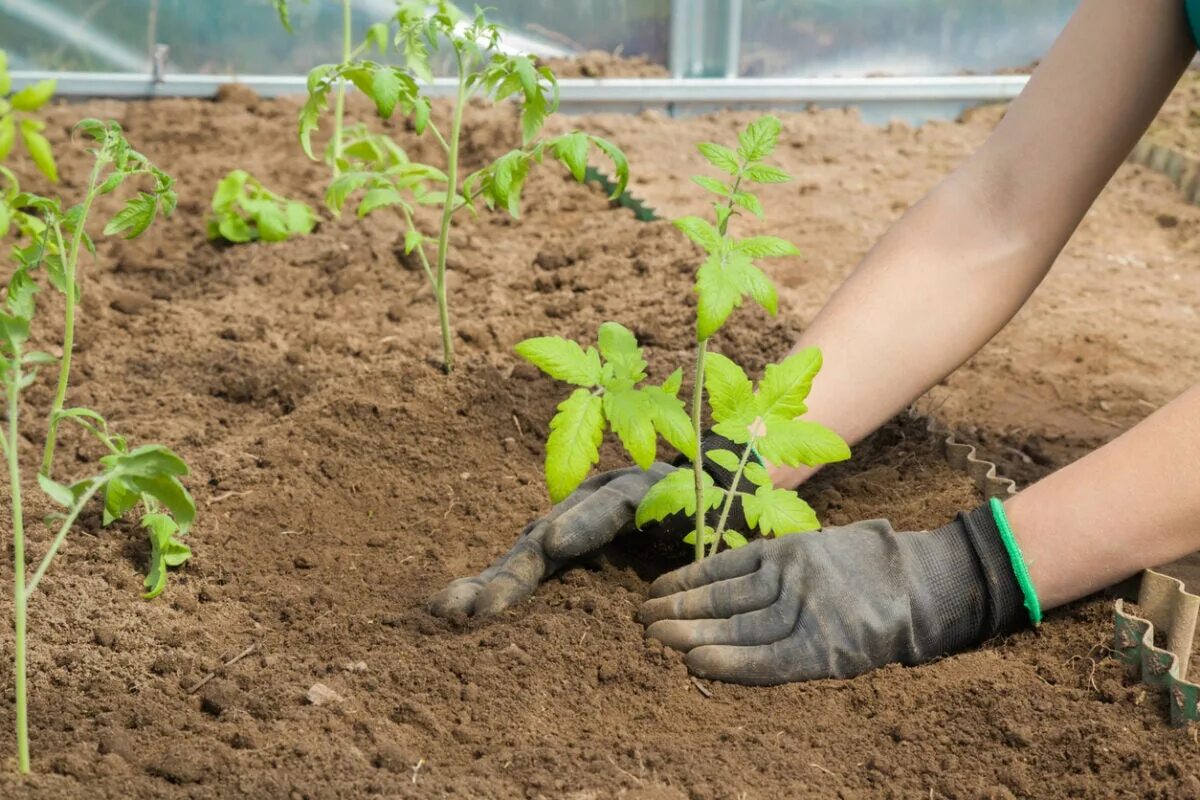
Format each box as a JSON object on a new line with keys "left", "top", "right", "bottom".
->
{"left": 0, "top": 81, "right": 1199, "bottom": 799}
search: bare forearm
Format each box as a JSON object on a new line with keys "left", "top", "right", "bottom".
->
{"left": 769, "top": 0, "right": 1194, "bottom": 489}
{"left": 1006, "top": 384, "right": 1200, "bottom": 609}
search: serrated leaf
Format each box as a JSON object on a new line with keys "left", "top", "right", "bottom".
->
{"left": 755, "top": 418, "right": 850, "bottom": 468}
{"left": 19, "top": 120, "right": 57, "bottom": 182}
{"left": 735, "top": 236, "right": 800, "bottom": 258}
{"left": 103, "top": 192, "right": 157, "bottom": 238}
{"left": 635, "top": 468, "right": 720, "bottom": 528}
{"left": 603, "top": 388, "right": 656, "bottom": 470}
{"left": 551, "top": 131, "right": 589, "bottom": 182}
{"left": 546, "top": 388, "right": 604, "bottom": 502}
{"left": 726, "top": 253, "right": 777, "bottom": 315}
{"left": 722, "top": 530, "right": 749, "bottom": 549}
{"left": 403, "top": 229, "right": 423, "bottom": 254}
{"left": 703, "top": 352, "right": 754, "bottom": 425}
{"left": 597, "top": 321, "right": 646, "bottom": 386}
{"left": 359, "top": 187, "right": 405, "bottom": 216}
{"left": 732, "top": 191, "right": 763, "bottom": 218}
{"left": 757, "top": 348, "right": 821, "bottom": 421}
{"left": 37, "top": 473, "right": 75, "bottom": 507}
{"left": 737, "top": 115, "right": 782, "bottom": 161}
{"left": 697, "top": 142, "right": 739, "bottom": 174}
{"left": 742, "top": 486, "right": 819, "bottom": 536}
{"left": 744, "top": 164, "right": 791, "bottom": 184}
{"left": 10, "top": 80, "right": 55, "bottom": 112}
{"left": 706, "top": 448, "right": 740, "bottom": 472}
{"left": 691, "top": 175, "right": 728, "bottom": 196}
{"left": 682, "top": 526, "right": 717, "bottom": 546}
{"left": 674, "top": 215, "right": 721, "bottom": 254}
{"left": 662, "top": 367, "right": 683, "bottom": 395}
{"left": 743, "top": 461, "right": 772, "bottom": 487}
{"left": 370, "top": 68, "right": 403, "bottom": 118}
{"left": 589, "top": 136, "right": 629, "bottom": 199}
{"left": 695, "top": 256, "right": 742, "bottom": 340}
{"left": 515, "top": 336, "right": 602, "bottom": 387}
{"left": 365, "top": 22, "right": 390, "bottom": 54}
{"left": 645, "top": 384, "right": 694, "bottom": 461}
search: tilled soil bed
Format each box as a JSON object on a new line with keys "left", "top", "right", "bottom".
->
{"left": 0, "top": 87, "right": 1198, "bottom": 799}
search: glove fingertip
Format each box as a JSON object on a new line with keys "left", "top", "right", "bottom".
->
{"left": 474, "top": 579, "right": 534, "bottom": 617}
{"left": 428, "top": 580, "right": 482, "bottom": 618}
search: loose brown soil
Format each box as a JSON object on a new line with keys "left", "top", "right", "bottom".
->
{"left": 0, "top": 82, "right": 1199, "bottom": 798}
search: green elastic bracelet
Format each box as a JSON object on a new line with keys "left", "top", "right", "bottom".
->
{"left": 989, "top": 496, "right": 1043, "bottom": 626}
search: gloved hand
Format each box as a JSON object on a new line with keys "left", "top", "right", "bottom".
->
{"left": 429, "top": 436, "right": 750, "bottom": 618}
{"left": 639, "top": 504, "right": 1030, "bottom": 684}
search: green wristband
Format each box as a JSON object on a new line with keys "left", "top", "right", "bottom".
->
{"left": 989, "top": 496, "right": 1042, "bottom": 626}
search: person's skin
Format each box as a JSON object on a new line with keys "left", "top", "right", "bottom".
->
{"left": 759, "top": 0, "right": 1200, "bottom": 608}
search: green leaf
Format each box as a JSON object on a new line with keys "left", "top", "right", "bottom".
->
{"left": 515, "top": 336, "right": 602, "bottom": 387}
{"left": 755, "top": 419, "right": 850, "bottom": 468}
{"left": 10, "top": 80, "right": 56, "bottom": 113}
{"left": 726, "top": 253, "right": 777, "bottom": 315}
{"left": 589, "top": 136, "right": 629, "bottom": 199}
{"left": 403, "top": 229, "right": 423, "bottom": 254}
{"left": 37, "top": 473, "right": 75, "bottom": 507}
{"left": 735, "top": 236, "right": 800, "bottom": 258}
{"left": 662, "top": 367, "right": 683, "bottom": 395}
{"left": 359, "top": 187, "right": 405, "bottom": 216}
{"left": 722, "top": 530, "right": 749, "bottom": 549}
{"left": 603, "top": 388, "right": 656, "bottom": 470}
{"left": 744, "top": 164, "right": 791, "bottom": 184}
{"left": 743, "top": 461, "right": 772, "bottom": 488}
{"left": 370, "top": 68, "right": 404, "bottom": 118}
{"left": 691, "top": 175, "right": 728, "bottom": 196}
{"left": 19, "top": 120, "right": 57, "bottom": 182}
{"left": 732, "top": 191, "right": 763, "bottom": 219}
{"left": 103, "top": 192, "right": 158, "bottom": 239}
{"left": 216, "top": 215, "right": 253, "bottom": 243}
{"left": 737, "top": 115, "right": 782, "bottom": 162}
{"left": 645, "top": 382, "right": 694, "bottom": 461}
{"left": 673, "top": 215, "right": 721, "bottom": 254}
{"left": 635, "top": 468, "right": 721, "bottom": 528}
{"left": 285, "top": 201, "right": 315, "bottom": 234}
{"left": 742, "top": 486, "right": 819, "bottom": 536}
{"left": 0, "top": 116, "right": 14, "bottom": 161}
{"left": 545, "top": 388, "right": 604, "bottom": 502}
{"left": 365, "top": 22, "right": 390, "bottom": 54}
{"left": 597, "top": 321, "right": 646, "bottom": 386}
{"left": 273, "top": 0, "right": 296, "bottom": 32}
{"left": 141, "top": 513, "right": 192, "bottom": 600}
{"left": 695, "top": 256, "right": 743, "bottom": 340}
{"left": 706, "top": 448, "right": 740, "bottom": 472}
{"left": 682, "top": 526, "right": 717, "bottom": 546}
{"left": 212, "top": 170, "right": 247, "bottom": 211}
{"left": 551, "top": 132, "right": 589, "bottom": 182}
{"left": 0, "top": 50, "right": 9, "bottom": 95}
{"left": 103, "top": 476, "right": 140, "bottom": 526}
{"left": 703, "top": 352, "right": 754, "bottom": 424}
{"left": 697, "top": 142, "right": 740, "bottom": 174}
{"left": 103, "top": 443, "right": 190, "bottom": 478}
{"left": 757, "top": 348, "right": 821, "bottom": 421}
{"left": 127, "top": 474, "right": 196, "bottom": 534}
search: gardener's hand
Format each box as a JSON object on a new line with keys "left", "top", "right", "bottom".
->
{"left": 639, "top": 505, "right": 1029, "bottom": 684}
{"left": 429, "top": 463, "right": 678, "bottom": 617}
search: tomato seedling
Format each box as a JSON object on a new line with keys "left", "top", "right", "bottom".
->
{"left": 208, "top": 169, "right": 316, "bottom": 243}
{"left": 519, "top": 117, "right": 850, "bottom": 560}
{"left": 300, "top": 1, "right": 628, "bottom": 372}
{"left": 0, "top": 49, "right": 58, "bottom": 183}
{"left": 1, "top": 172, "right": 195, "bottom": 773}
{"left": 14, "top": 119, "right": 177, "bottom": 478}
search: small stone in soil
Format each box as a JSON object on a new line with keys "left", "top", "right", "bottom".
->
{"left": 306, "top": 683, "right": 344, "bottom": 706}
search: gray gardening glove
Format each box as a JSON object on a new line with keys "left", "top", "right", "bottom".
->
{"left": 639, "top": 505, "right": 1028, "bottom": 685}
{"left": 429, "top": 436, "right": 749, "bottom": 618}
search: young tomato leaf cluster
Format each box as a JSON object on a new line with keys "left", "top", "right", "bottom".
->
{"left": 0, "top": 50, "right": 58, "bottom": 182}
{"left": 297, "top": 1, "right": 629, "bottom": 373}
{"left": 1, "top": 170, "right": 195, "bottom": 773}
{"left": 516, "top": 323, "right": 692, "bottom": 502}
{"left": 521, "top": 116, "right": 850, "bottom": 562}
{"left": 208, "top": 169, "right": 316, "bottom": 243}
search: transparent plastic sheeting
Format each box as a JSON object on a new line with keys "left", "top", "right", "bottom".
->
{"left": 0, "top": 0, "right": 1075, "bottom": 79}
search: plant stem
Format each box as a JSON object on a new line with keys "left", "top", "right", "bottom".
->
{"left": 24, "top": 478, "right": 106, "bottom": 597}
{"left": 7, "top": 348, "right": 29, "bottom": 773}
{"left": 331, "top": 0, "right": 352, "bottom": 176}
{"left": 41, "top": 162, "right": 102, "bottom": 478}
{"left": 433, "top": 59, "right": 468, "bottom": 374}
{"left": 709, "top": 441, "right": 754, "bottom": 559}
{"left": 688, "top": 172, "right": 744, "bottom": 562}
{"left": 690, "top": 338, "right": 709, "bottom": 562}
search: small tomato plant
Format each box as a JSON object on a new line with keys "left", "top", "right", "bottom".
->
{"left": 519, "top": 116, "right": 850, "bottom": 561}
{"left": 0, "top": 49, "right": 58, "bottom": 182}
{"left": 301, "top": 1, "right": 629, "bottom": 373}
{"left": 1, "top": 172, "right": 195, "bottom": 774}
{"left": 208, "top": 169, "right": 316, "bottom": 243}
{"left": 9, "top": 119, "right": 177, "bottom": 478}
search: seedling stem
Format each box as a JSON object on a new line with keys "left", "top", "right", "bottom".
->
{"left": 434, "top": 59, "right": 469, "bottom": 373}
{"left": 7, "top": 343, "right": 29, "bottom": 773}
